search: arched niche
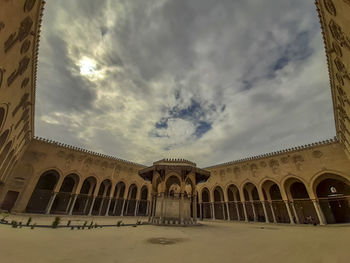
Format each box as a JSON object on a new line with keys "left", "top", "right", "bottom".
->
{"left": 26, "top": 170, "right": 60, "bottom": 213}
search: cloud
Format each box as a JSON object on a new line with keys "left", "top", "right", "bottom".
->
{"left": 35, "top": 0, "right": 335, "bottom": 167}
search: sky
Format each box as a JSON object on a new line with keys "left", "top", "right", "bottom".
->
{"left": 35, "top": 0, "right": 335, "bottom": 167}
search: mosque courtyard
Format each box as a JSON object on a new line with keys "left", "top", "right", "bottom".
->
{"left": 0, "top": 215, "right": 349, "bottom": 263}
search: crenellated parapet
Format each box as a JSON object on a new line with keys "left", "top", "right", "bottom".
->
{"left": 205, "top": 137, "right": 338, "bottom": 169}
{"left": 33, "top": 136, "right": 146, "bottom": 167}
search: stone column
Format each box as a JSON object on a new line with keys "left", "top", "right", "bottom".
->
{"left": 112, "top": 199, "right": 118, "bottom": 215}
{"left": 99, "top": 186, "right": 109, "bottom": 216}
{"left": 312, "top": 199, "right": 326, "bottom": 225}
{"left": 284, "top": 200, "right": 295, "bottom": 224}
{"left": 65, "top": 195, "right": 73, "bottom": 214}
{"left": 290, "top": 202, "right": 300, "bottom": 224}
{"left": 226, "top": 202, "right": 230, "bottom": 221}
{"left": 120, "top": 199, "right": 126, "bottom": 216}
{"left": 251, "top": 202, "right": 257, "bottom": 221}
{"left": 236, "top": 202, "right": 241, "bottom": 221}
{"left": 98, "top": 198, "right": 105, "bottom": 216}
{"left": 242, "top": 202, "right": 248, "bottom": 222}
{"left": 45, "top": 192, "right": 57, "bottom": 214}
{"left": 68, "top": 194, "right": 78, "bottom": 215}
{"left": 193, "top": 195, "right": 197, "bottom": 222}
{"left": 262, "top": 201, "right": 269, "bottom": 223}
{"left": 152, "top": 195, "right": 156, "bottom": 217}
{"left": 211, "top": 202, "right": 215, "bottom": 220}
{"left": 83, "top": 196, "right": 90, "bottom": 215}
{"left": 145, "top": 200, "right": 149, "bottom": 216}
{"left": 134, "top": 200, "right": 139, "bottom": 216}
{"left": 105, "top": 198, "right": 112, "bottom": 216}
{"left": 179, "top": 193, "right": 184, "bottom": 224}
{"left": 148, "top": 196, "right": 154, "bottom": 222}
{"left": 221, "top": 202, "right": 226, "bottom": 220}
{"left": 88, "top": 196, "right": 96, "bottom": 216}
{"left": 269, "top": 202, "right": 277, "bottom": 223}
{"left": 199, "top": 203, "right": 203, "bottom": 220}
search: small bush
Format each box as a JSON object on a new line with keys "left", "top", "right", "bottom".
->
{"left": 19, "top": 222, "right": 23, "bottom": 228}
{"left": 136, "top": 220, "right": 141, "bottom": 225}
{"left": 52, "top": 216, "right": 61, "bottom": 229}
{"left": 1, "top": 212, "right": 10, "bottom": 221}
{"left": 132, "top": 225, "right": 137, "bottom": 227}
{"left": 11, "top": 220, "right": 18, "bottom": 228}
{"left": 71, "top": 226, "right": 74, "bottom": 230}
{"left": 31, "top": 223, "right": 36, "bottom": 229}
{"left": 26, "top": 217, "right": 32, "bottom": 226}
{"left": 117, "top": 220, "right": 123, "bottom": 227}
{"left": 94, "top": 223, "right": 98, "bottom": 228}
{"left": 67, "top": 220, "right": 71, "bottom": 226}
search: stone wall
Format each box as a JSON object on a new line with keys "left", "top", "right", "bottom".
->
{"left": 0, "top": 0, "right": 44, "bottom": 185}
{"left": 316, "top": 0, "right": 350, "bottom": 157}
{"left": 3, "top": 137, "right": 149, "bottom": 213}
{"left": 198, "top": 139, "right": 350, "bottom": 201}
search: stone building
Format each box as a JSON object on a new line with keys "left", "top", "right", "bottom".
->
{"left": 0, "top": 0, "right": 350, "bottom": 225}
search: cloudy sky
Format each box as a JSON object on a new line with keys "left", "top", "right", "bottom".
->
{"left": 35, "top": 0, "right": 335, "bottom": 167}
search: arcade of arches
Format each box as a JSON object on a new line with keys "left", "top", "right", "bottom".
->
{"left": 4, "top": 146, "right": 350, "bottom": 226}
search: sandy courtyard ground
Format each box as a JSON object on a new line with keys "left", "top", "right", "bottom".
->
{"left": 0, "top": 214, "right": 349, "bottom": 263}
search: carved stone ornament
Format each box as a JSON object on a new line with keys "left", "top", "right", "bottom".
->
{"left": 332, "top": 41, "right": 342, "bottom": 57}
{"left": 57, "top": 151, "right": 65, "bottom": 158}
{"left": 220, "top": 173, "right": 225, "bottom": 182}
{"left": 337, "top": 85, "right": 345, "bottom": 96}
{"left": 250, "top": 163, "right": 258, "bottom": 177}
{"left": 12, "top": 93, "right": 29, "bottom": 117}
{"left": 336, "top": 72, "right": 344, "bottom": 86}
{"left": 7, "top": 56, "right": 31, "bottom": 87}
{"left": 292, "top": 155, "right": 304, "bottom": 170}
{"left": 24, "top": 0, "right": 37, "bottom": 12}
{"left": 324, "top": 0, "right": 336, "bottom": 16}
{"left": 31, "top": 151, "right": 47, "bottom": 161}
{"left": 20, "top": 39, "right": 31, "bottom": 54}
{"left": 260, "top": 161, "right": 267, "bottom": 167}
{"left": 269, "top": 159, "right": 279, "bottom": 168}
{"left": 281, "top": 157, "right": 289, "bottom": 164}
{"left": 328, "top": 19, "right": 350, "bottom": 50}
{"left": 250, "top": 163, "right": 257, "bottom": 169}
{"left": 77, "top": 155, "right": 86, "bottom": 162}
{"left": 312, "top": 150, "right": 323, "bottom": 158}
{"left": 0, "top": 68, "right": 4, "bottom": 88}
{"left": 233, "top": 167, "right": 241, "bottom": 175}
{"left": 21, "top": 77, "right": 30, "bottom": 89}
{"left": 329, "top": 19, "right": 343, "bottom": 41}
{"left": 334, "top": 57, "right": 347, "bottom": 74}
{"left": 338, "top": 95, "right": 345, "bottom": 107}
{"left": 4, "top": 16, "right": 33, "bottom": 53}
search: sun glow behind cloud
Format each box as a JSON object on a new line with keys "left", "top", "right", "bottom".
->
{"left": 78, "top": 57, "right": 104, "bottom": 80}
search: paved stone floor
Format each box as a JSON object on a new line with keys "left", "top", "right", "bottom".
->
{"left": 0, "top": 214, "right": 349, "bottom": 263}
